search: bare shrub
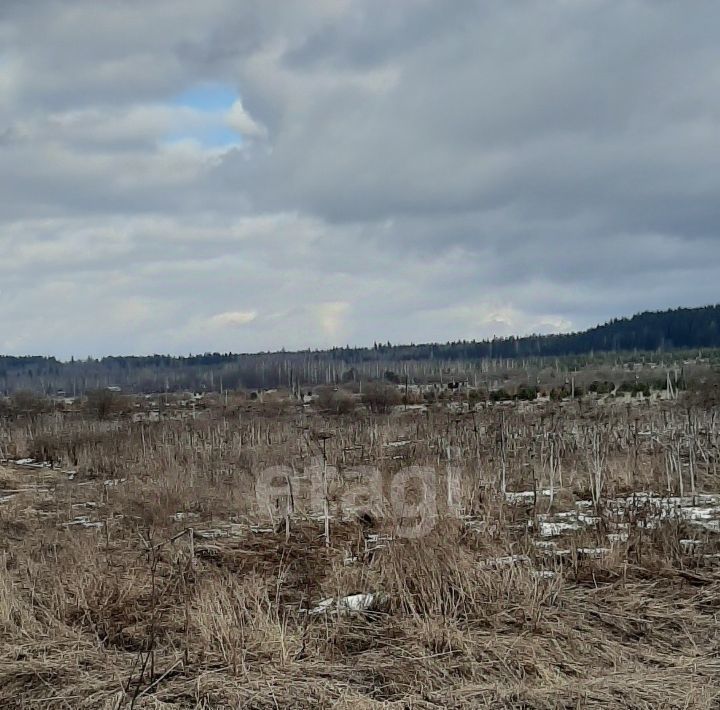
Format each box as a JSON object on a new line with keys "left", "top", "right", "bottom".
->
{"left": 84, "top": 389, "right": 127, "bottom": 420}
{"left": 361, "top": 382, "right": 402, "bottom": 413}
{"left": 316, "top": 387, "right": 357, "bottom": 415}
{"left": 10, "top": 390, "right": 51, "bottom": 418}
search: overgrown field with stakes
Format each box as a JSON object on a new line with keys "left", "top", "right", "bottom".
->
{"left": 2, "top": 382, "right": 720, "bottom": 708}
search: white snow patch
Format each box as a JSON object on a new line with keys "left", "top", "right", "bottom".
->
{"left": 505, "top": 490, "right": 553, "bottom": 504}
{"left": 480, "top": 554, "right": 530, "bottom": 570}
{"left": 65, "top": 516, "right": 103, "bottom": 529}
{"left": 307, "top": 593, "right": 382, "bottom": 616}
{"left": 577, "top": 547, "right": 610, "bottom": 559}
{"left": 536, "top": 520, "right": 581, "bottom": 537}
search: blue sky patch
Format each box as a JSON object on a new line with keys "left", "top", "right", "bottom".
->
{"left": 173, "top": 83, "right": 238, "bottom": 113}
{"left": 165, "top": 83, "right": 242, "bottom": 149}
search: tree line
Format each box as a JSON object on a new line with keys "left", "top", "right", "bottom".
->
{"left": 1, "top": 305, "right": 719, "bottom": 394}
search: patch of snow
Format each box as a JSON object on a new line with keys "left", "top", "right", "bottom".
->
{"left": 308, "top": 593, "right": 381, "bottom": 616}
{"left": 249, "top": 525, "right": 275, "bottom": 534}
{"left": 697, "top": 519, "right": 720, "bottom": 532}
{"left": 65, "top": 516, "right": 103, "bottom": 529}
{"left": 577, "top": 547, "right": 610, "bottom": 559}
{"left": 505, "top": 491, "right": 535, "bottom": 504}
{"left": 365, "top": 533, "right": 394, "bottom": 553}
{"left": 505, "top": 489, "right": 557, "bottom": 505}
{"left": 480, "top": 554, "right": 530, "bottom": 570}
{"left": 607, "top": 521, "right": 630, "bottom": 531}
{"left": 172, "top": 512, "right": 199, "bottom": 522}
{"left": 536, "top": 520, "right": 581, "bottom": 537}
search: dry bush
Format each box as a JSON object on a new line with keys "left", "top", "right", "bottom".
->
{"left": 361, "top": 382, "right": 402, "bottom": 413}
{"left": 315, "top": 387, "right": 357, "bottom": 415}
{"left": 9, "top": 390, "right": 51, "bottom": 418}
{"left": 84, "top": 389, "right": 129, "bottom": 420}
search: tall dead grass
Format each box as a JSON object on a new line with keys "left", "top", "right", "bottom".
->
{"left": 0, "top": 397, "right": 719, "bottom": 707}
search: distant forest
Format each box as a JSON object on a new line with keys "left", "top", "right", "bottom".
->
{"left": 2, "top": 305, "right": 719, "bottom": 394}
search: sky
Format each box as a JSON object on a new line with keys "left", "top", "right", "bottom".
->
{"left": 1, "top": 1, "right": 719, "bottom": 359}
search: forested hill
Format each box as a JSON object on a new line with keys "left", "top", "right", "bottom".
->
{"left": 1, "top": 305, "right": 719, "bottom": 393}
{"left": 568, "top": 305, "right": 720, "bottom": 354}
{"left": 396, "top": 304, "right": 720, "bottom": 360}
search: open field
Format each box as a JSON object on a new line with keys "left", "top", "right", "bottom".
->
{"left": 5, "top": 0, "right": 720, "bottom": 706}
{"left": 2, "top": 389, "right": 720, "bottom": 708}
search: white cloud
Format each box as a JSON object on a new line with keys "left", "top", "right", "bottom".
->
{"left": 208, "top": 311, "right": 258, "bottom": 328}
{"left": 226, "top": 99, "right": 265, "bottom": 137}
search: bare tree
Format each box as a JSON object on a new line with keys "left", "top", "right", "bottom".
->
{"left": 587, "top": 422, "right": 609, "bottom": 511}
{"left": 85, "top": 389, "right": 127, "bottom": 420}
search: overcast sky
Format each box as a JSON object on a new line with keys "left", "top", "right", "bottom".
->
{"left": 1, "top": 1, "right": 719, "bottom": 358}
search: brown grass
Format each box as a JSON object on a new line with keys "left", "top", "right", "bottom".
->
{"left": 0, "top": 396, "right": 719, "bottom": 708}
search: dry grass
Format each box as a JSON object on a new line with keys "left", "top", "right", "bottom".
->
{"left": 1, "top": 396, "right": 720, "bottom": 708}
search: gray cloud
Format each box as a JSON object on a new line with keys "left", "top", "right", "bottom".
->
{"left": 1, "top": 0, "right": 719, "bottom": 357}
